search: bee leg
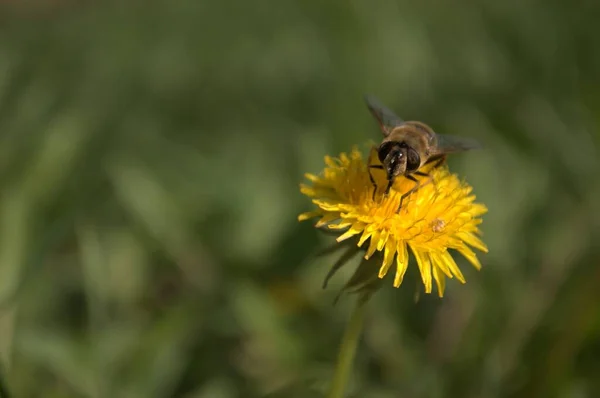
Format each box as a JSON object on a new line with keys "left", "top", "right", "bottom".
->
{"left": 425, "top": 155, "right": 447, "bottom": 168}
{"left": 413, "top": 170, "right": 434, "bottom": 189}
{"left": 368, "top": 164, "right": 384, "bottom": 200}
{"left": 413, "top": 169, "right": 436, "bottom": 194}
{"left": 432, "top": 156, "right": 446, "bottom": 169}
{"left": 414, "top": 157, "right": 444, "bottom": 194}
{"left": 384, "top": 179, "right": 394, "bottom": 196}
{"left": 415, "top": 170, "right": 434, "bottom": 184}
{"left": 396, "top": 175, "right": 420, "bottom": 213}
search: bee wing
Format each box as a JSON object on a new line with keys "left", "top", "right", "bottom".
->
{"left": 430, "top": 134, "right": 482, "bottom": 156}
{"left": 364, "top": 94, "right": 404, "bottom": 137}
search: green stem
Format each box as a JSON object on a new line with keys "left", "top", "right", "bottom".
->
{"left": 0, "top": 366, "right": 10, "bottom": 398}
{"left": 327, "top": 297, "right": 368, "bottom": 398}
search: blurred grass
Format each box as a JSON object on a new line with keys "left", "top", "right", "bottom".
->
{"left": 0, "top": 0, "right": 599, "bottom": 397}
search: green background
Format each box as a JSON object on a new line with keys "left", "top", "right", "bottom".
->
{"left": 0, "top": 1, "right": 599, "bottom": 397}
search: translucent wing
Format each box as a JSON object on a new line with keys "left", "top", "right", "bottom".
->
{"left": 430, "top": 134, "right": 482, "bottom": 156}
{"left": 364, "top": 94, "right": 404, "bottom": 137}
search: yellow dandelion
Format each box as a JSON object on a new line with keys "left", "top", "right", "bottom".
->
{"left": 298, "top": 146, "right": 488, "bottom": 297}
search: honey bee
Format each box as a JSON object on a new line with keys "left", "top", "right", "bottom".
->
{"left": 364, "top": 94, "right": 481, "bottom": 210}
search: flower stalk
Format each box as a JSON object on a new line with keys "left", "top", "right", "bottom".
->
{"left": 0, "top": 367, "right": 10, "bottom": 398}
{"left": 327, "top": 296, "right": 368, "bottom": 398}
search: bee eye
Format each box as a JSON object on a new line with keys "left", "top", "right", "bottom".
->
{"left": 406, "top": 148, "right": 421, "bottom": 171}
{"left": 377, "top": 142, "right": 395, "bottom": 163}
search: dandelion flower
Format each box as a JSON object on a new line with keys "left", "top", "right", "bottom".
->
{"left": 298, "top": 146, "right": 488, "bottom": 297}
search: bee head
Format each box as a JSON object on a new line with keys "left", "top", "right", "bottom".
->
{"left": 377, "top": 141, "right": 408, "bottom": 179}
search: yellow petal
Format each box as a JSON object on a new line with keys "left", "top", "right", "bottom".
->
{"left": 393, "top": 241, "right": 409, "bottom": 287}
{"left": 469, "top": 203, "right": 488, "bottom": 217}
{"left": 312, "top": 199, "right": 344, "bottom": 212}
{"left": 304, "top": 173, "right": 320, "bottom": 182}
{"left": 327, "top": 220, "right": 353, "bottom": 229}
{"left": 457, "top": 231, "right": 489, "bottom": 253}
{"left": 315, "top": 213, "right": 340, "bottom": 227}
{"left": 379, "top": 236, "right": 397, "bottom": 278}
{"left": 298, "top": 211, "right": 320, "bottom": 222}
{"left": 300, "top": 185, "right": 317, "bottom": 196}
{"left": 365, "top": 231, "right": 380, "bottom": 259}
{"left": 377, "top": 229, "right": 389, "bottom": 251}
{"left": 411, "top": 246, "right": 432, "bottom": 294}
{"left": 339, "top": 152, "right": 350, "bottom": 165}
{"left": 324, "top": 155, "right": 337, "bottom": 168}
{"left": 337, "top": 222, "right": 365, "bottom": 242}
{"left": 440, "top": 250, "right": 465, "bottom": 283}
{"left": 456, "top": 245, "right": 482, "bottom": 270}
{"left": 357, "top": 230, "right": 371, "bottom": 247}
{"left": 433, "top": 266, "right": 446, "bottom": 297}
{"left": 429, "top": 251, "right": 452, "bottom": 278}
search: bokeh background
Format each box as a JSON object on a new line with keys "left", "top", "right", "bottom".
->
{"left": 1, "top": 1, "right": 599, "bottom": 397}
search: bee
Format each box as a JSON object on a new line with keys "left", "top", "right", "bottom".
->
{"left": 364, "top": 94, "right": 481, "bottom": 211}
